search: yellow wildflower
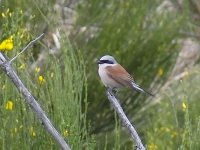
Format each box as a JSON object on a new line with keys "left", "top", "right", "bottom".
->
{"left": 148, "top": 143, "right": 158, "bottom": 150}
{"left": 182, "top": 102, "right": 187, "bottom": 112}
{"left": 19, "top": 63, "right": 26, "bottom": 70}
{"left": 30, "top": 127, "right": 36, "bottom": 137}
{"left": 14, "top": 127, "right": 17, "bottom": 133}
{"left": 32, "top": 131, "right": 36, "bottom": 137}
{"left": 2, "top": 12, "right": 5, "bottom": 18}
{"left": 1, "top": 8, "right": 10, "bottom": 18}
{"left": 35, "top": 67, "right": 40, "bottom": 73}
{"left": 0, "top": 36, "right": 14, "bottom": 51}
{"left": 10, "top": 127, "right": 18, "bottom": 137}
{"left": 160, "top": 127, "right": 170, "bottom": 132}
{"left": 38, "top": 75, "right": 45, "bottom": 84}
{"left": 171, "top": 131, "right": 177, "bottom": 138}
{"left": 63, "top": 130, "right": 69, "bottom": 137}
{"left": 158, "top": 68, "right": 164, "bottom": 76}
{"left": 5, "top": 100, "right": 14, "bottom": 110}
{"left": 50, "top": 72, "right": 54, "bottom": 78}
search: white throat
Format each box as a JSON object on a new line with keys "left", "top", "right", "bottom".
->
{"left": 98, "top": 63, "right": 121, "bottom": 88}
{"left": 98, "top": 63, "right": 116, "bottom": 68}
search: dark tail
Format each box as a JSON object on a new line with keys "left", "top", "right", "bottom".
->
{"left": 131, "top": 82, "right": 154, "bottom": 97}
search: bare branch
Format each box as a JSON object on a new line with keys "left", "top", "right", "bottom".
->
{"left": 106, "top": 89, "right": 146, "bottom": 150}
{"left": 9, "top": 33, "right": 44, "bottom": 63}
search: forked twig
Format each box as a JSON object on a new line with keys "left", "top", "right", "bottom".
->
{"left": 9, "top": 33, "right": 44, "bottom": 63}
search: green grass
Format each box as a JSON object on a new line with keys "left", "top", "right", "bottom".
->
{"left": 75, "top": 0, "right": 190, "bottom": 141}
{"left": 140, "top": 67, "right": 200, "bottom": 150}
{"left": 0, "top": 3, "right": 95, "bottom": 149}
{"left": 0, "top": 34, "right": 95, "bottom": 149}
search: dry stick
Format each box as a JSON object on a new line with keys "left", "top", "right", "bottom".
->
{"left": 106, "top": 89, "right": 146, "bottom": 150}
{"left": 0, "top": 37, "right": 71, "bottom": 150}
{"left": 9, "top": 33, "right": 44, "bottom": 63}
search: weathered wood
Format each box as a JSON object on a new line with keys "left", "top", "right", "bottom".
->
{"left": 106, "top": 89, "right": 146, "bottom": 150}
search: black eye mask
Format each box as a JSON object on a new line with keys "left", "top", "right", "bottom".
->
{"left": 98, "top": 60, "right": 114, "bottom": 64}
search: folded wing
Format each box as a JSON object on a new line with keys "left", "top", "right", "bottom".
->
{"left": 105, "top": 65, "right": 154, "bottom": 96}
{"left": 105, "top": 64, "right": 135, "bottom": 88}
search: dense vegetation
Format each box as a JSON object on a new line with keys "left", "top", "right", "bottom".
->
{"left": 0, "top": 0, "right": 200, "bottom": 149}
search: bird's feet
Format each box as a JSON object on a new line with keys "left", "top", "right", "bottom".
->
{"left": 107, "top": 88, "right": 117, "bottom": 97}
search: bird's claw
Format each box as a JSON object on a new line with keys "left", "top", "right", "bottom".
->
{"left": 107, "top": 88, "right": 117, "bottom": 97}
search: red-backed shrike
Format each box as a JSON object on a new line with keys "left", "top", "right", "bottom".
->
{"left": 97, "top": 55, "right": 154, "bottom": 96}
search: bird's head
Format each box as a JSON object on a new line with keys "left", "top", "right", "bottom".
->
{"left": 97, "top": 55, "right": 117, "bottom": 67}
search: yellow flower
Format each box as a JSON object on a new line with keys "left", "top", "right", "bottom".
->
{"left": 158, "top": 68, "right": 164, "bottom": 76}
{"left": 2, "top": 12, "right": 6, "bottom": 18}
{"left": 171, "top": 131, "right": 177, "bottom": 138}
{"left": 38, "top": 75, "right": 45, "bottom": 84}
{"left": 35, "top": 67, "right": 40, "bottom": 73}
{"left": 50, "top": 72, "right": 54, "bottom": 78}
{"left": 0, "top": 36, "right": 14, "bottom": 51}
{"left": 1, "top": 8, "right": 10, "bottom": 18}
{"left": 160, "top": 127, "right": 170, "bottom": 132}
{"left": 182, "top": 102, "right": 187, "bottom": 111}
{"left": 148, "top": 143, "right": 158, "bottom": 150}
{"left": 10, "top": 127, "right": 18, "bottom": 137}
{"left": 14, "top": 127, "right": 17, "bottom": 133}
{"left": 32, "top": 131, "right": 36, "bottom": 137}
{"left": 5, "top": 100, "right": 14, "bottom": 110}
{"left": 30, "top": 127, "right": 36, "bottom": 137}
{"left": 63, "top": 130, "right": 69, "bottom": 137}
{"left": 19, "top": 63, "right": 26, "bottom": 70}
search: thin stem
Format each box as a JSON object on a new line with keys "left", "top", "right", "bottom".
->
{"left": 9, "top": 33, "right": 44, "bottom": 63}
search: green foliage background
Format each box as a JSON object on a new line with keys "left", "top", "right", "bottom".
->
{"left": 1, "top": 0, "right": 200, "bottom": 149}
{"left": 75, "top": 0, "right": 188, "bottom": 136}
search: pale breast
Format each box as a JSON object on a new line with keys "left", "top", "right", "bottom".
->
{"left": 98, "top": 65, "right": 122, "bottom": 88}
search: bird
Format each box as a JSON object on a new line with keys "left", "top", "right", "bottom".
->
{"left": 97, "top": 55, "right": 154, "bottom": 96}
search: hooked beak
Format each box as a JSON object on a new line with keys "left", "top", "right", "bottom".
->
{"left": 97, "top": 60, "right": 103, "bottom": 64}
